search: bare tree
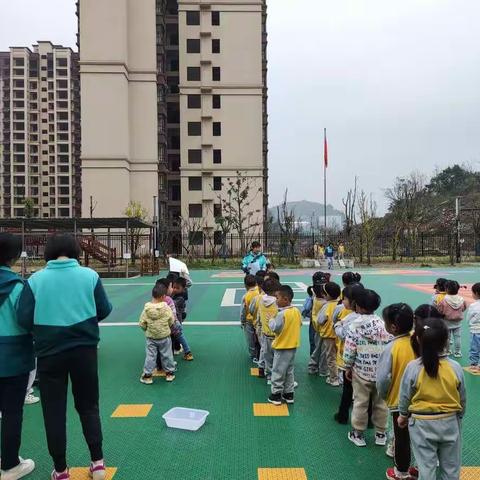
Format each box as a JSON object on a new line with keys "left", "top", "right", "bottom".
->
{"left": 342, "top": 176, "right": 358, "bottom": 239}
{"left": 179, "top": 216, "right": 204, "bottom": 261}
{"left": 277, "top": 189, "right": 301, "bottom": 262}
{"left": 124, "top": 201, "right": 148, "bottom": 264}
{"left": 357, "top": 190, "right": 378, "bottom": 265}
{"left": 214, "top": 197, "right": 235, "bottom": 261}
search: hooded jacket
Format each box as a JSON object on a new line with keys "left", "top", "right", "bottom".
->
{"left": 139, "top": 301, "right": 174, "bottom": 339}
{"left": 467, "top": 299, "right": 480, "bottom": 334}
{"left": 437, "top": 295, "right": 467, "bottom": 323}
{"left": 343, "top": 314, "right": 392, "bottom": 382}
{"left": 258, "top": 294, "right": 278, "bottom": 337}
{"left": 0, "top": 267, "right": 34, "bottom": 377}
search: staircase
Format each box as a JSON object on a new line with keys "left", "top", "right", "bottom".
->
{"left": 301, "top": 258, "right": 355, "bottom": 269}
{"left": 79, "top": 237, "right": 117, "bottom": 266}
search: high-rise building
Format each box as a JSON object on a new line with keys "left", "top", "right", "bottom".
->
{"left": 0, "top": 41, "right": 81, "bottom": 218}
{"left": 79, "top": 0, "right": 267, "bottom": 243}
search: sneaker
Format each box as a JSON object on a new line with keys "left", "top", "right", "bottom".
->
{"left": 140, "top": 374, "right": 153, "bottom": 385}
{"left": 24, "top": 394, "right": 40, "bottom": 405}
{"left": 89, "top": 461, "right": 106, "bottom": 480}
{"left": 282, "top": 392, "right": 294, "bottom": 404}
{"left": 348, "top": 430, "right": 366, "bottom": 447}
{"left": 385, "top": 467, "right": 410, "bottom": 480}
{"left": 326, "top": 377, "right": 340, "bottom": 387}
{"left": 267, "top": 393, "right": 282, "bottom": 406}
{"left": 258, "top": 368, "right": 265, "bottom": 378}
{"left": 183, "top": 352, "right": 194, "bottom": 361}
{"left": 453, "top": 352, "right": 462, "bottom": 358}
{"left": 386, "top": 442, "right": 395, "bottom": 458}
{"left": 408, "top": 467, "right": 419, "bottom": 479}
{"left": 266, "top": 379, "right": 272, "bottom": 385}
{"left": 471, "top": 365, "right": 480, "bottom": 372}
{"left": 1, "top": 458, "right": 35, "bottom": 480}
{"left": 173, "top": 349, "right": 182, "bottom": 355}
{"left": 252, "top": 358, "right": 259, "bottom": 365}
{"left": 375, "top": 432, "right": 387, "bottom": 446}
{"left": 318, "top": 372, "right": 328, "bottom": 377}
{"left": 307, "top": 369, "right": 318, "bottom": 375}
{"left": 165, "top": 373, "right": 175, "bottom": 382}
{"left": 51, "top": 470, "right": 70, "bottom": 480}
{"left": 333, "top": 413, "right": 348, "bottom": 425}
{"left": 293, "top": 381, "right": 298, "bottom": 388}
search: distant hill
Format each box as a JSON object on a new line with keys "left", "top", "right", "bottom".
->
{"left": 268, "top": 200, "right": 344, "bottom": 222}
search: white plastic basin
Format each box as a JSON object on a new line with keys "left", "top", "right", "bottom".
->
{"left": 162, "top": 407, "right": 209, "bottom": 431}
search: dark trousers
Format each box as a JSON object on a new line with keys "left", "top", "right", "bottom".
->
{"left": 0, "top": 373, "right": 29, "bottom": 471}
{"left": 392, "top": 411, "right": 411, "bottom": 473}
{"left": 336, "top": 371, "right": 373, "bottom": 424}
{"left": 309, "top": 322, "right": 316, "bottom": 355}
{"left": 38, "top": 346, "right": 103, "bottom": 472}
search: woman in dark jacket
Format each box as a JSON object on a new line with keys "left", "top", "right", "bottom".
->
{"left": 18, "top": 235, "right": 112, "bottom": 480}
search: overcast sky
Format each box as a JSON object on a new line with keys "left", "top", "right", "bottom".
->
{"left": 1, "top": 0, "right": 480, "bottom": 213}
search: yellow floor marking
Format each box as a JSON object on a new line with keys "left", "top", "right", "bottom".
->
{"left": 253, "top": 403, "right": 289, "bottom": 417}
{"left": 461, "top": 467, "right": 480, "bottom": 479}
{"left": 258, "top": 468, "right": 307, "bottom": 480}
{"left": 70, "top": 467, "right": 117, "bottom": 479}
{"left": 463, "top": 366, "right": 480, "bottom": 376}
{"left": 111, "top": 404, "right": 153, "bottom": 418}
{"left": 251, "top": 367, "right": 260, "bottom": 376}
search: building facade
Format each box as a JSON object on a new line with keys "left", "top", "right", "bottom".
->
{"left": 0, "top": 42, "right": 80, "bottom": 218}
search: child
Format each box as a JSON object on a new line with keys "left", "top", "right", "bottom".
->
{"left": 307, "top": 284, "right": 327, "bottom": 376}
{"left": 398, "top": 317, "right": 466, "bottom": 480}
{"left": 431, "top": 278, "right": 447, "bottom": 306}
{"left": 139, "top": 284, "right": 176, "bottom": 383}
{"left": 437, "top": 280, "right": 467, "bottom": 358}
{"left": 171, "top": 279, "right": 193, "bottom": 361}
{"left": 325, "top": 243, "right": 335, "bottom": 270}
{"left": 341, "top": 271, "right": 362, "bottom": 287}
{"left": 467, "top": 283, "right": 480, "bottom": 371}
{"left": 343, "top": 289, "right": 391, "bottom": 447}
{"left": 0, "top": 233, "right": 36, "bottom": 479}
{"left": 376, "top": 304, "right": 417, "bottom": 480}
{"left": 155, "top": 278, "right": 178, "bottom": 368}
{"left": 268, "top": 285, "right": 302, "bottom": 405}
{"left": 302, "top": 286, "right": 315, "bottom": 355}
{"left": 333, "top": 283, "right": 363, "bottom": 424}
{"left": 172, "top": 277, "right": 187, "bottom": 322}
{"left": 315, "top": 282, "right": 341, "bottom": 386}
{"left": 412, "top": 304, "right": 443, "bottom": 357}
{"left": 257, "top": 278, "right": 281, "bottom": 383}
{"left": 240, "top": 275, "right": 260, "bottom": 362}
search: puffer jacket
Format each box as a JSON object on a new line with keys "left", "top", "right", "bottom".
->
{"left": 139, "top": 301, "right": 174, "bottom": 339}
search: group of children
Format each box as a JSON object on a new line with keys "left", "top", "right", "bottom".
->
{"left": 138, "top": 274, "right": 193, "bottom": 384}
{"left": 241, "top": 269, "right": 473, "bottom": 480}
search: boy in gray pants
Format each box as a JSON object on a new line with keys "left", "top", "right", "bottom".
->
{"left": 139, "top": 283, "right": 176, "bottom": 383}
{"left": 268, "top": 285, "right": 302, "bottom": 405}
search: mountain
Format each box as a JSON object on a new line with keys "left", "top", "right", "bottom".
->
{"left": 268, "top": 200, "right": 344, "bottom": 221}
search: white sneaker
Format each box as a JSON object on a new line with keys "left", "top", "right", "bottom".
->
{"left": 293, "top": 381, "right": 298, "bottom": 389}
{"left": 1, "top": 458, "right": 35, "bottom": 480}
{"left": 375, "top": 432, "right": 387, "bottom": 446}
{"left": 266, "top": 379, "right": 272, "bottom": 385}
{"left": 386, "top": 441, "right": 395, "bottom": 458}
{"left": 348, "top": 430, "right": 366, "bottom": 447}
{"left": 24, "top": 394, "right": 40, "bottom": 405}
{"left": 326, "top": 377, "right": 340, "bottom": 387}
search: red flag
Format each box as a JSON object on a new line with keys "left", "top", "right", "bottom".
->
{"left": 324, "top": 128, "right": 328, "bottom": 168}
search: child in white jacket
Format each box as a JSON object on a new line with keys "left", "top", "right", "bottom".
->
{"left": 467, "top": 282, "right": 480, "bottom": 371}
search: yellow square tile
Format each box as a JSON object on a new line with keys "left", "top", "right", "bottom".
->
{"left": 253, "top": 403, "right": 289, "bottom": 417}
{"left": 70, "top": 467, "right": 117, "bottom": 480}
{"left": 461, "top": 467, "right": 480, "bottom": 479}
{"left": 258, "top": 468, "right": 307, "bottom": 480}
{"left": 153, "top": 369, "right": 166, "bottom": 377}
{"left": 251, "top": 367, "right": 260, "bottom": 376}
{"left": 111, "top": 404, "right": 153, "bottom": 418}
{"left": 463, "top": 367, "right": 480, "bottom": 376}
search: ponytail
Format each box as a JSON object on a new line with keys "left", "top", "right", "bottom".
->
{"left": 414, "top": 317, "right": 448, "bottom": 378}
{"left": 342, "top": 271, "right": 362, "bottom": 286}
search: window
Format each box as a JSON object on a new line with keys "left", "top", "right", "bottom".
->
{"left": 187, "top": 94, "right": 201, "bottom": 109}
{"left": 212, "top": 11, "right": 220, "bottom": 25}
{"left": 214, "top": 231, "right": 223, "bottom": 245}
{"left": 212, "top": 39, "right": 221, "bottom": 54}
{"left": 13, "top": 57, "right": 24, "bottom": 67}
{"left": 188, "top": 149, "right": 202, "bottom": 164}
{"left": 188, "top": 177, "right": 202, "bottom": 191}
{"left": 212, "top": 95, "right": 221, "bottom": 109}
{"left": 213, "top": 122, "right": 221, "bottom": 136}
{"left": 189, "top": 204, "right": 203, "bottom": 218}
{"left": 214, "top": 204, "right": 222, "bottom": 218}
{"left": 189, "top": 231, "right": 204, "bottom": 246}
{"left": 186, "top": 11, "right": 200, "bottom": 25}
{"left": 213, "top": 176, "right": 222, "bottom": 191}
{"left": 56, "top": 58, "right": 68, "bottom": 67}
{"left": 188, "top": 122, "right": 201, "bottom": 136}
{"left": 213, "top": 150, "right": 222, "bottom": 163}
{"left": 187, "top": 67, "right": 201, "bottom": 81}
{"left": 212, "top": 67, "right": 221, "bottom": 81}
{"left": 186, "top": 39, "right": 200, "bottom": 54}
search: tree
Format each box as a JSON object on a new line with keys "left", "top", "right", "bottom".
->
{"left": 357, "top": 190, "right": 378, "bottom": 265}
{"left": 23, "top": 198, "right": 35, "bottom": 218}
{"left": 124, "top": 201, "right": 148, "bottom": 264}
{"left": 214, "top": 197, "right": 235, "bottom": 261}
{"left": 179, "top": 215, "right": 204, "bottom": 261}
{"left": 218, "top": 170, "right": 262, "bottom": 254}
{"left": 277, "top": 189, "right": 301, "bottom": 262}
{"left": 342, "top": 176, "right": 358, "bottom": 239}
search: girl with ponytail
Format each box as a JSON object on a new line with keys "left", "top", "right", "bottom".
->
{"left": 398, "top": 317, "right": 466, "bottom": 480}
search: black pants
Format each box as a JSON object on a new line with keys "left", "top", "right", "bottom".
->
{"left": 392, "top": 412, "right": 411, "bottom": 473}
{"left": 0, "top": 373, "right": 29, "bottom": 471}
{"left": 337, "top": 371, "right": 373, "bottom": 424}
{"left": 38, "top": 346, "right": 103, "bottom": 472}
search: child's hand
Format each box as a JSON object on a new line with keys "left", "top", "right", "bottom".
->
{"left": 345, "top": 369, "right": 353, "bottom": 382}
{"left": 397, "top": 415, "right": 408, "bottom": 429}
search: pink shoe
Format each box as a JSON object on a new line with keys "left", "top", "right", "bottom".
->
{"left": 51, "top": 470, "right": 70, "bottom": 480}
{"left": 89, "top": 461, "right": 106, "bottom": 480}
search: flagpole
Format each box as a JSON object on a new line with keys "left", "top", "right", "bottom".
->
{"left": 323, "top": 128, "right": 327, "bottom": 243}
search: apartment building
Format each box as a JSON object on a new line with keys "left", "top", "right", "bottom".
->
{"left": 0, "top": 41, "right": 80, "bottom": 218}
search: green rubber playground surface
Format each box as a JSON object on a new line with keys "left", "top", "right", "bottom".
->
{"left": 21, "top": 268, "right": 480, "bottom": 479}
